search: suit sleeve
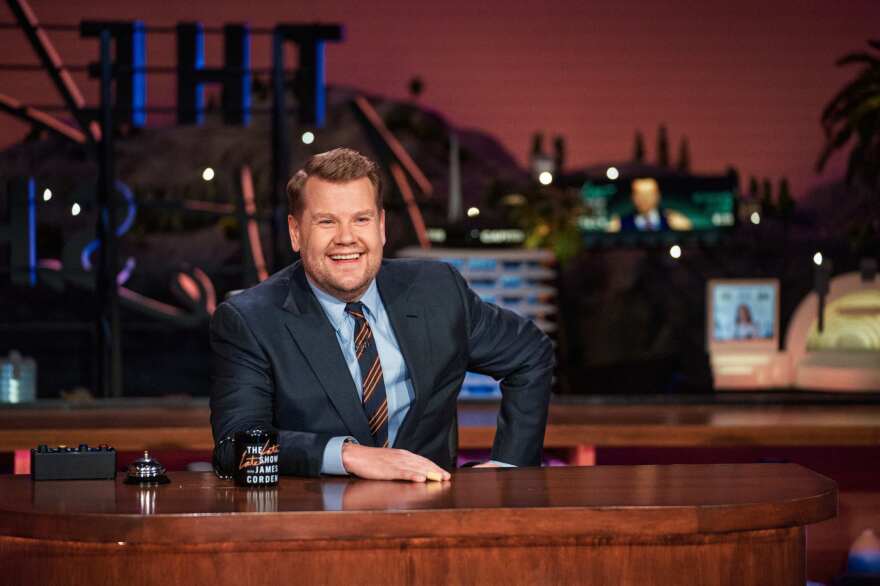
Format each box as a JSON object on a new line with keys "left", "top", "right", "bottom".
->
{"left": 209, "top": 302, "right": 334, "bottom": 477}
{"left": 447, "top": 264, "right": 554, "bottom": 466}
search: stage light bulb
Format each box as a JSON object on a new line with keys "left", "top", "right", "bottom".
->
{"left": 669, "top": 244, "right": 682, "bottom": 259}
{"left": 750, "top": 211, "right": 760, "bottom": 225}
{"left": 42, "top": 188, "right": 52, "bottom": 202}
{"left": 606, "top": 166, "right": 619, "bottom": 180}
{"left": 71, "top": 202, "right": 81, "bottom": 216}
{"left": 301, "top": 131, "right": 315, "bottom": 145}
{"left": 538, "top": 171, "right": 553, "bottom": 186}
{"left": 467, "top": 207, "right": 480, "bottom": 218}
{"left": 202, "top": 167, "right": 215, "bottom": 181}
{"left": 813, "top": 252, "right": 823, "bottom": 266}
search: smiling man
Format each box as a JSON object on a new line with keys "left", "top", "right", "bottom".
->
{"left": 210, "top": 148, "right": 554, "bottom": 481}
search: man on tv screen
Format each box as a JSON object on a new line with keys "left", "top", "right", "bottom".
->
{"left": 608, "top": 178, "right": 693, "bottom": 232}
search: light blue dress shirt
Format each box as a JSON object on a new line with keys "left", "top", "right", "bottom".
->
{"left": 308, "top": 278, "right": 415, "bottom": 475}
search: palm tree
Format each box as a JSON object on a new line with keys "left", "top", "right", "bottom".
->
{"left": 816, "top": 40, "right": 880, "bottom": 191}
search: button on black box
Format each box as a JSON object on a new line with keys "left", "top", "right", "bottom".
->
{"left": 31, "top": 445, "right": 117, "bottom": 481}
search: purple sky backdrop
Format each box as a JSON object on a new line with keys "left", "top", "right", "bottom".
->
{"left": 0, "top": 0, "right": 877, "bottom": 198}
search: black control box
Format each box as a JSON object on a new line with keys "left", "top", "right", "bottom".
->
{"left": 31, "top": 444, "right": 117, "bottom": 481}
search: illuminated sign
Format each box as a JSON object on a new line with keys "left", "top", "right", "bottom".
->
{"left": 78, "top": 20, "right": 342, "bottom": 127}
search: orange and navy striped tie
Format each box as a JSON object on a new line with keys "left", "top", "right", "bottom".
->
{"left": 345, "top": 302, "right": 389, "bottom": 448}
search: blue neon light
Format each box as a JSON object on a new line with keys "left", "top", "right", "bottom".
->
{"left": 315, "top": 41, "right": 326, "bottom": 126}
{"left": 26, "top": 177, "right": 36, "bottom": 287}
{"left": 195, "top": 23, "right": 205, "bottom": 124}
{"left": 81, "top": 180, "right": 138, "bottom": 272}
{"left": 132, "top": 21, "right": 147, "bottom": 126}
{"left": 241, "top": 25, "right": 251, "bottom": 126}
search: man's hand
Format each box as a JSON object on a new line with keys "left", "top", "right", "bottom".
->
{"left": 472, "top": 461, "right": 502, "bottom": 468}
{"left": 341, "top": 443, "right": 451, "bottom": 482}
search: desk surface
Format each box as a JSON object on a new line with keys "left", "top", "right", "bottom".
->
{"left": 0, "top": 400, "right": 879, "bottom": 450}
{"left": 0, "top": 464, "right": 836, "bottom": 544}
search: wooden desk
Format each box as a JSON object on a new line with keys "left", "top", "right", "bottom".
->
{"left": 0, "top": 464, "right": 836, "bottom": 585}
{"left": 464, "top": 402, "right": 880, "bottom": 448}
{"left": 0, "top": 400, "right": 879, "bottom": 453}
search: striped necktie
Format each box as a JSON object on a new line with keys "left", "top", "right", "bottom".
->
{"left": 345, "top": 301, "right": 389, "bottom": 448}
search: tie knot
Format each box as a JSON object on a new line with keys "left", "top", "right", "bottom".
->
{"left": 345, "top": 302, "right": 366, "bottom": 320}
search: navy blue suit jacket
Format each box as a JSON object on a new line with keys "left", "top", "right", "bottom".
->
{"left": 210, "top": 259, "right": 554, "bottom": 477}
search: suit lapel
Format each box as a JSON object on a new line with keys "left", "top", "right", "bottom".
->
{"left": 281, "top": 265, "right": 374, "bottom": 445}
{"left": 377, "top": 263, "right": 432, "bottom": 448}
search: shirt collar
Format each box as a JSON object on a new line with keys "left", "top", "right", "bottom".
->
{"left": 634, "top": 208, "right": 661, "bottom": 229}
{"left": 306, "top": 277, "right": 380, "bottom": 333}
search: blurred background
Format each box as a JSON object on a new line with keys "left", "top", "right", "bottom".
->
{"left": 0, "top": 2, "right": 878, "bottom": 583}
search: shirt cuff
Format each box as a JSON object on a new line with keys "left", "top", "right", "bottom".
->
{"left": 321, "top": 436, "right": 357, "bottom": 475}
{"left": 489, "top": 460, "right": 516, "bottom": 467}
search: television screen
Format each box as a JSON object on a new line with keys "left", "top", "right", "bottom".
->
{"left": 710, "top": 281, "right": 778, "bottom": 343}
{"left": 578, "top": 174, "right": 737, "bottom": 233}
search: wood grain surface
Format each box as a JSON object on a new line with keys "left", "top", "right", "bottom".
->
{"left": 0, "top": 464, "right": 835, "bottom": 585}
{"left": 0, "top": 528, "right": 805, "bottom": 586}
{"left": 0, "top": 464, "right": 836, "bottom": 543}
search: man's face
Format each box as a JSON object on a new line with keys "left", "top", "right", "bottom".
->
{"left": 631, "top": 179, "right": 661, "bottom": 214}
{"left": 288, "top": 176, "right": 386, "bottom": 302}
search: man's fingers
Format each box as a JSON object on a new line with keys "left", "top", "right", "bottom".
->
{"left": 396, "top": 466, "right": 427, "bottom": 482}
{"left": 398, "top": 462, "right": 448, "bottom": 483}
{"left": 424, "top": 467, "right": 451, "bottom": 481}
{"left": 401, "top": 471, "right": 449, "bottom": 483}
{"left": 402, "top": 452, "right": 451, "bottom": 481}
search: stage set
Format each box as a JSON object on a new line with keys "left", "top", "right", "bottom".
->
{"left": 1, "top": 1, "right": 879, "bottom": 584}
